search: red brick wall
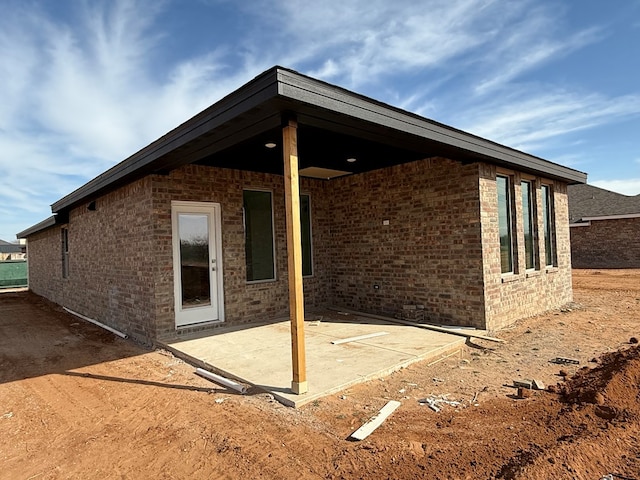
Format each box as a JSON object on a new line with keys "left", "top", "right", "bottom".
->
{"left": 480, "top": 165, "right": 573, "bottom": 330}
{"left": 25, "top": 158, "right": 574, "bottom": 339}
{"left": 26, "top": 228, "right": 63, "bottom": 305}
{"left": 25, "top": 167, "right": 330, "bottom": 344}
{"left": 570, "top": 218, "right": 640, "bottom": 268}
{"left": 327, "top": 158, "right": 487, "bottom": 327}
{"left": 151, "top": 165, "right": 331, "bottom": 341}
{"left": 27, "top": 178, "right": 157, "bottom": 343}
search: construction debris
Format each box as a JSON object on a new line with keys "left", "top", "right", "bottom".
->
{"left": 349, "top": 400, "right": 401, "bottom": 441}
{"left": 550, "top": 357, "right": 580, "bottom": 365}
{"left": 513, "top": 379, "right": 533, "bottom": 389}
{"left": 305, "top": 315, "right": 323, "bottom": 326}
{"left": 327, "top": 307, "right": 505, "bottom": 343}
{"left": 195, "top": 368, "right": 248, "bottom": 394}
{"left": 399, "top": 304, "right": 425, "bottom": 322}
{"left": 418, "top": 395, "right": 462, "bottom": 412}
{"left": 532, "top": 379, "right": 545, "bottom": 390}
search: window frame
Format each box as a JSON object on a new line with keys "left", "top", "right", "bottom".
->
{"left": 521, "top": 180, "right": 538, "bottom": 271}
{"left": 497, "top": 175, "right": 516, "bottom": 274}
{"left": 541, "top": 184, "right": 557, "bottom": 268}
{"left": 61, "top": 227, "right": 69, "bottom": 279}
{"left": 243, "top": 189, "right": 277, "bottom": 283}
{"left": 300, "top": 193, "right": 314, "bottom": 277}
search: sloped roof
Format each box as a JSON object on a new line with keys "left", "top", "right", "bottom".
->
{"left": 568, "top": 184, "right": 640, "bottom": 224}
{"left": 0, "top": 239, "right": 25, "bottom": 253}
{"left": 18, "top": 66, "right": 587, "bottom": 238}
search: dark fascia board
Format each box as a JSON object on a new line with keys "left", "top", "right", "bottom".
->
{"left": 51, "top": 68, "right": 283, "bottom": 213}
{"left": 50, "top": 66, "right": 586, "bottom": 214}
{"left": 17, "top": 215, "right": 58, "bottom": 238}
{"left": 275, "top": 68, "right": 587, "bottom": 183}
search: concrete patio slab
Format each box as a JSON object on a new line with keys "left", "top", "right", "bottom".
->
{"left": 162, "top": 310, "right": 467, "bottom": 407}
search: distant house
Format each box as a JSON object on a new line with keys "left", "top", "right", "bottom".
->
{"left": 18, "top": 66, "right": 586, "bottom": 381}
{"left": 568, "top": 184, "right": 640, "bottom": 268}
{"left": 0, "top": 239, "right": 26, "bottom": 261}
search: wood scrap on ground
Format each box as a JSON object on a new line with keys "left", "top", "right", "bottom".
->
{"left": 349, "top": 400, "right": 401, "bottom": 441}
{"left": 327, "top": 307, "right": 505, "bottom": 343}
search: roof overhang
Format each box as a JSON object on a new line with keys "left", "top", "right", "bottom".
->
{"left": 50, "top": 66, "right": 587, "bottom": 215}
{"left": 17, "top": 215, "right": 60, "bottom": 238}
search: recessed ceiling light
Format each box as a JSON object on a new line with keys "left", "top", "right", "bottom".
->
{"left": 346, "top": 157, "right": 357, "bottom": 163}
{"left": 265, "top": 142, "right": 277, "bottom": 149}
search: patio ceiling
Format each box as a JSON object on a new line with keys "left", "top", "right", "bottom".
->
{"left": 193, "top": 124, "right": 428, "bottom": 176}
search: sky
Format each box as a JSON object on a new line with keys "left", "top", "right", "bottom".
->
{"left": 1, "top": 0, "right": 639, "bottom": 241}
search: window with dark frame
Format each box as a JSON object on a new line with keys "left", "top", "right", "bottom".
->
{"left": 300, "top": 194, "right": 313, "bottom": 277}
{"left": 541, "top": 184, "right": 557, "bottom": 267}
{"left": 497, "top": 175, "right": 514, "bottom": 274}
{"left": 521, "top": 180, "right": 537, "bottom": 270}
{"left": 243, "top": 190, "right": 276, "bottom": 282}
{"left": 61, "top": 227, "right": 69, "bottom": 279}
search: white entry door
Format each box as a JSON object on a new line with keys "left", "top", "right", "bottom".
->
{"left": 171, "top": 201, "right": 224, "bottom": 327}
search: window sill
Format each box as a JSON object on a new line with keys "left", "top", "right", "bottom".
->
{"left": 545, "top": 266, "right": 559, "bottom": 274}
{"left": 246, "top": 278, "right": 277, "bottom": 285}
{"left": 501, "top": 273, "right": 519, "bottom": 283}
{"left": 525, "top": 270, "right": 542, "bottom": 278}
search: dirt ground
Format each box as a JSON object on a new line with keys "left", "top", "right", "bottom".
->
{"left": 1, "top": 269, "right": 639, "bottom": 479}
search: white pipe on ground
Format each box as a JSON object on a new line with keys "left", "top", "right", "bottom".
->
{"left": 63, "top": 307, "right": 128, "bottom": 339}
{"left": 195, "top": 368, "right": 248, "bottom": 394}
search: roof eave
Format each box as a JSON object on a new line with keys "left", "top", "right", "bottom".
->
{"left": 49, "top": 66, "right": 587, "bottom": 215}
{"left": 17, "top": 215, "right": 59, "bottom": 238}
{"left": 51, "top": 67, "right": 284, "bottom": 213}
{"left": 275, "top": 68, "right": 588, "bottom": 184}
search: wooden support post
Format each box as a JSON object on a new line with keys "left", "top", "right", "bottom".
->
{"left": 282, "top": 116, "right": 308, "bottom": 395}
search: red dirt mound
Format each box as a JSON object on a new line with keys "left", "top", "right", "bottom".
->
{"left": 500, "top": 346, "right": 640, "bottom": 479}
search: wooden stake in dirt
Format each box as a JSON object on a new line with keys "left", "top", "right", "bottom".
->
{"left": 349, "top": 400, "right": 401, "bottom": 441}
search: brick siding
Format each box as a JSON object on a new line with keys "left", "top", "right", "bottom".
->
{"left": 25, "top": 228, "right": 63, "bottom": 305}
{"left": 480, "top": 165, "right": 573, "bottom": 330}
{"left": 327, "top": 158, "right": 486, "bottom": 327}
{"left": 27, "top": 178, "right": 157, "bottom": 343}
{"left": 151, "top": 165, "right": 331, "bottom": 341}
{"left": 570, "top": 218, "right": 640, "bottom": 268}
{"left": 25, "top": 157, "right": 574, "bottom": 340}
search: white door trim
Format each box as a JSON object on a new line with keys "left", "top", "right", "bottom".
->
{"left": 171, "top": 201, "right": 225, "bottom": 327}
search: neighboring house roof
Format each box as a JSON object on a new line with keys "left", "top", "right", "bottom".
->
{"left": 18, "top": 66, "right": 587, "bottom": 238}
{"left": 568, "top": 184, "right": 640, "bottom": 224}
{"left": 0, "top": 239, "right": 25, "bottom": 253}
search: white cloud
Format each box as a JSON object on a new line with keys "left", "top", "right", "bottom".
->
{"left": 456, "top": 88, "right": 640, "bottom": 152}
{"left": 591, "top": 179, "right": 640, "bottom": 196}
{"left": 0, "top": 0, "right": 258, "bottom": 240}
{"left": 1, "top": 0, "right": 638, "bottom": 240}
{"left": 245, "top": 0, "right": 510, "bottom": 88}
{"left": 474, "top": 23, "right": 602, "bottom": 94}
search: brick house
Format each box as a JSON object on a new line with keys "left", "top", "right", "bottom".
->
{"left": 0, "top": 239, "right": 26, "bottom": 261}
{"left": 568, "top": 184, "right": 640, "bottom": 268}
{"left": 18, "top": 67, "right": 586, "bottom": 390}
